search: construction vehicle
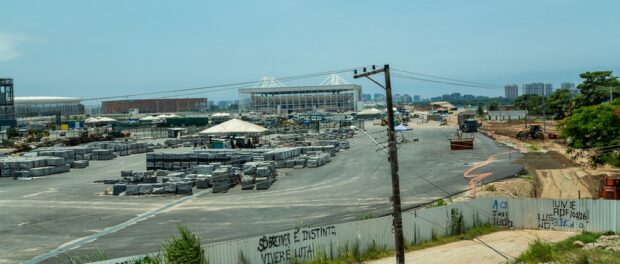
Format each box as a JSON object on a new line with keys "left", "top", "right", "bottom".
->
{"left": 460, "top": 119, "right": 479, "bottom": 133}
{"left": 517, "top": 125, "right": 545, "bottom": 140}
{"left": 450, "top": 129, "right": 474, "bottom": 150}
{"left": 600, "top": 178, "right": 620, "bottom": 200}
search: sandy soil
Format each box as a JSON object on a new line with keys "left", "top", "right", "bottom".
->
{"left": 366, "top": 229, "right": 576, "bottom": 264}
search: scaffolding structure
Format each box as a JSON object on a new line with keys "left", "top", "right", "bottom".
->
{"left": 15, "top": 97, "right": 84, "bottom": 117}
{"left": 239, "top": 75, "right": 362, "bottom": 114}
{"left": 0, "top": 78, "right": 16, "bottom": 128}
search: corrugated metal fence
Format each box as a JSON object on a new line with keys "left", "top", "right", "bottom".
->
{"left": 90, "top": 197, "right": 620, "bottom": 264}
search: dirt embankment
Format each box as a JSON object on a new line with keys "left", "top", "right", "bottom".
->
{"left": 471, "top": 120, "right": 620, "bottom": 200}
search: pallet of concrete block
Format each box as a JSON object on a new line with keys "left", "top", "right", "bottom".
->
{"left": 255, "top": 177, "right": 272, "bottom": 190}
{"left": 119, "top": 170, "right": 157, "bottom": 184}
{"left": 211, "top": 168, "right": 232, "bottom": 193}
{"left": 262, "top": 148, "right": 301, "bottom": 161}
{"left": 91, "top": 149, "right": 115, "bottom": 160}
{"left": 73, "top": 160, "right": 89, "bottom": 169}
{"left": 195, "top": 174, "right": 211, "bottom": 189}
{"left": 113, "top": 182, "right": 192, "bottom": 195}
{"left": 0, "top": 156, "right": 70, "bottom": 177}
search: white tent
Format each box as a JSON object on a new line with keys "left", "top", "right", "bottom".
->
{"left": 395, "top": 124, "right": 412, "bottom": 132}
{"left": 211, "top": 112, "right": 231, "bottom": 117}
{"left": 139, "top": 115, "right": 159, "bottom": 121}
{"left": 357, "top": 108, "right": 384, "bottom": 116}
{"left": 85, "top": 117, "right": 117, "bottom": 124}
{"left": 156, "top": 114, "right": 181, "bottom": 119}
{"left": 199, "top": 118, "right": 268, "bottom": 135}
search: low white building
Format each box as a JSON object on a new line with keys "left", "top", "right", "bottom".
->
{"left": 487, "top": 110, "right": 527, "bottom": 121}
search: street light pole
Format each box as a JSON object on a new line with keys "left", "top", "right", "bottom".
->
{"left": 354, "top": 64, "right": 405, "bottom": 264}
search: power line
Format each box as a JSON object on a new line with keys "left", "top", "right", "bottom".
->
{"left": 392, "top": 68, "right": 503, "bottom": 87}
{"left": 391, "top": 73, "right": 504, "bottom": 91}
{"left": 81, "top": 67, "right": 368, "bottom": 101}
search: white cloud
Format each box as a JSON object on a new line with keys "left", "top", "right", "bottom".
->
{"left": 0, "top": 33, "right": 37, "bottom": 62}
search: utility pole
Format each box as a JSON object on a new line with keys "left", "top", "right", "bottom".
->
{"left": 354, "top": 64, "right": 405, "bottom": 264}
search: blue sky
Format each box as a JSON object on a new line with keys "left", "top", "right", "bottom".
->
{"left": 1, "top": 0, "right": 619, "bottom": 104}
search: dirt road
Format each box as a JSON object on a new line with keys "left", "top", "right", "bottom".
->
{"left": 366, "top": 230, "right": 576, "bottom": 264}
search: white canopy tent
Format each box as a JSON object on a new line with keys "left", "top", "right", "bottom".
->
{"left": 85, "top": 117, "right": 117, "bottom": 124}
{"left": 139, "top": 115, "right": 159, "bottom": 121}
{"left": 357, "top": 108, "right": 384, "bottom": 116}
{"left": 199, "top": 118, "right": 268, "bottom": 135}
{"left": 395, "top": 123, "right": 415, "bottom": 143}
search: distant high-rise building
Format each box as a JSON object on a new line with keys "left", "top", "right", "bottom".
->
{"left": 362, "top": 93, "right": 372, "bottom": 102}
{"left": 504, "top": 84, "right": 519, "bottom": 99}
{"left": 413, "top": 95, "right": 420, "bottom": 102}
{"left": 0, "top": 78, "right": 16, "bottom": 127}
{"left": 561, "top": 82, "right": 579, "bottom": 95}
{"left": 522, "top": 82, "right": 552, "bottom": 96}
{"left": 561, "top": 82, "right": 575, "bottom": 89}
{"left": 463, "top": 94, "right": 476, "bottom": 100}
{"left": 402, "top": 94, "right": 412, "bottom": 103}
{"left": 545, "top": 83, "right": 553, "bottom": 96}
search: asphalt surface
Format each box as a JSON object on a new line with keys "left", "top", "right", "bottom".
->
{"left": 0, "top": 124, "right": 523, "bottom": 263}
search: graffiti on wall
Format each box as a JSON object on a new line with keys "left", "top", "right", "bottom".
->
{"left": 491, "top": 199, "right": 513, "bottom": 228}
{"left": 256, "top": 225, "right": 337, "bottom": 264}
{"left": 537, "top": 200, "right": 590, "bottom": 229}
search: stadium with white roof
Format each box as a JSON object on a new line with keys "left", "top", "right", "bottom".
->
{"left": 238, "top": 74, "right": 362, "bottom": 114}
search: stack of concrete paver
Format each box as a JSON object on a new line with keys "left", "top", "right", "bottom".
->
{"left": 111, "top": 170, "right": 195, "bottom": 196}
{"left": 0, "top": 156, "right": 70, "bottom": 177}
{"left": 211, "top": 164, "right": 241, "bottom": 193}
{"left": 319, "top": 128, "right": 356, "bottom": 140}
{"left": 241, "top": 161, "right": 277, "bottom": 190}
{"left": 36, "top": 147, "right": 93, "bottom": 168}
{"left": 306, "top": 152, "right": 331, "bottom": 168}
{"left": 146, "top": 150, "right": 256, "bottom": 171}
{"left": 88, "top": 141, "right": 152, "bottom": 156}
{"left": 91, "top": 149, "right": 115, "bottom": 160}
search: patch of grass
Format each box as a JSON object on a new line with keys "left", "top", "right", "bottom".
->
{"left": 294, "top": 224, "right": 500, "bottom": 264}
{"left": 131, "top": 255, "right": 162, "bottom": 264}
{"left": 361, "top": 240, "right": 391, "bottom": 260}
{"left": 516, "top": 231, "right": 620, "bottom": 263}
{"left": 485, "top": 185, "right": 497, "bottom": 192}
{"left": 458, "top": 224, "right": 499, "bottom": 240}
{"left": 427, "top": 199, "right": 447, "bottom": 208}
{"left": 359, "top": 213, "right": 373, "bottom": 220}
{"left": 66, "top": 249, "right": 107, "bottom": 264}
{"left": 407, "top": 224, "right": 498, "bottom": 251}
{"left": 517, "top": 239, "right": 555, "bottom": 263}
{"left": 526, "top": 144, "right": 540, "bottom": 152}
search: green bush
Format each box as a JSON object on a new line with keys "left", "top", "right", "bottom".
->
{"left": 517, "top": 239, "right": 555, "bottom": 263}
{"left": 162, "top": 225, "right": 207, "bottom": 264}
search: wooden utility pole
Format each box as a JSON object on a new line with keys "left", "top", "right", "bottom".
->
{"left": 354, "top": 64, "right": 405, "bottom": 264}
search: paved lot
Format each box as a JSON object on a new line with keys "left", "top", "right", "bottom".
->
{"left": 0, "top": 125, "right": 523, "bottom": 263}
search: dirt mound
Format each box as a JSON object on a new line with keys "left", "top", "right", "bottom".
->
{"left": 516, "top": 151, "right": 579, "bottom": 171}
{"left": 535, "top": 168, "right": 617, "bottom": 199}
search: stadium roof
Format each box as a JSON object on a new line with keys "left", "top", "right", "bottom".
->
{"left": 15, "top": 96, "right": 81, "bottom": 105}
